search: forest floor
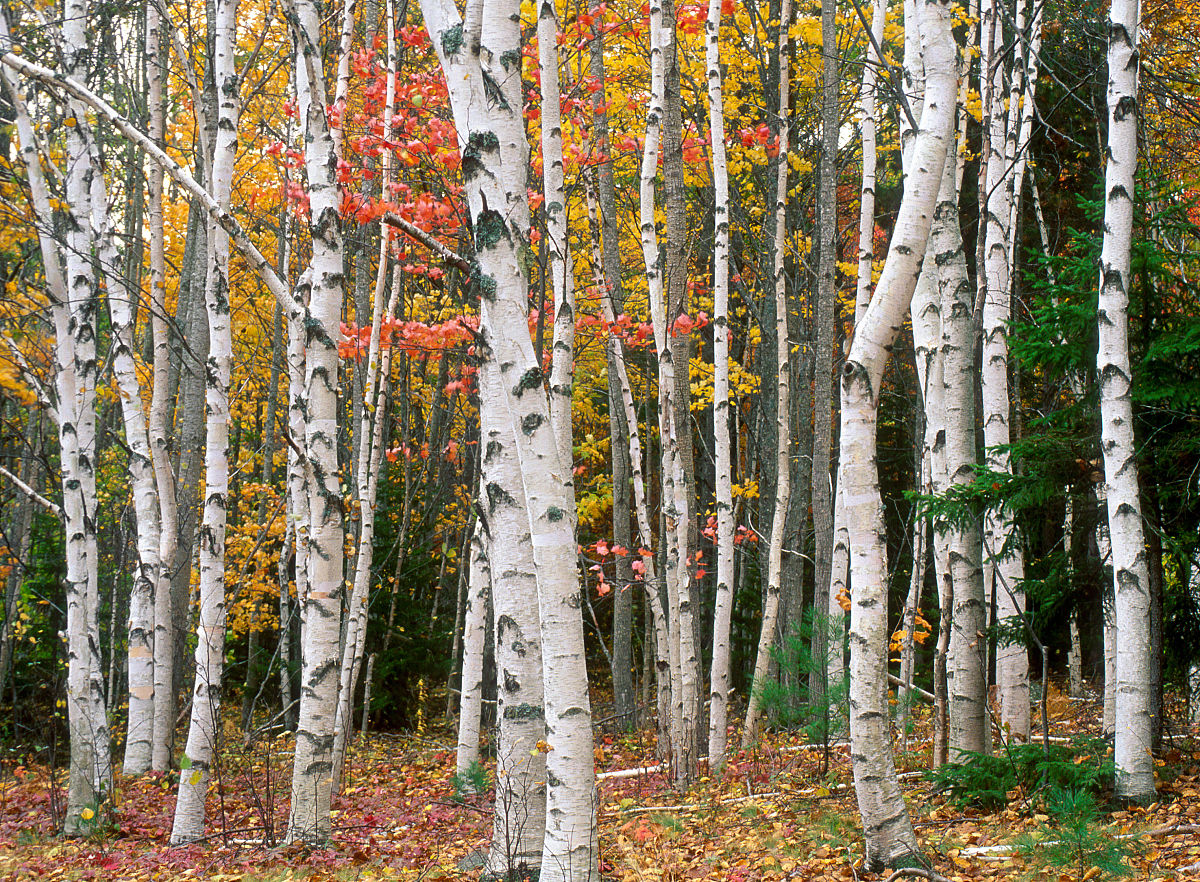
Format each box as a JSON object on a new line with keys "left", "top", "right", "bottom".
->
{"left": 1, "top": 684, "right": 1199, "bottom": 881}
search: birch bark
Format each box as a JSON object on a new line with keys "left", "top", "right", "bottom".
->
{"left": 420, "top": 0, "right": 598, "bottom": 873}
{"left": 639, "top": 0, "right": 698, "bottom": 779}
{"left": 743, "top": 0, "right": 791, "bottom": 748}
{"left": 287, "top": 0, "right": 348, "bottom": 843}
{"left": 705, "top": 0, "right": 736, "bottom": 775}
{"left": 455, "top": 519, "right": 490, "bottom": 778}
{"left": 146, "top": 0, "right": 179, "bottom": 773}
{"left": 842, "top": 0, "right": 956, "bottom": 866}
{"left": 171, "top": 0, "right": 238, "bottom": 843}
{"left": 332, "top": 0, "right": 399, "bottom": 793}
{"left": 0, "top": 25, "right": 108, "bottom": 831}
{"left": 1098, "top": 0, "right": 1156, "bottom": 803}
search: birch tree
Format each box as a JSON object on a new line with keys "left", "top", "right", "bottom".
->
{"left": 743, "top": 0, "right": 792, "bottom": 748}
{"left": 1097, "top": 0, "right": 1156, "bottom": 803}
{"left": 842, "top": 0, "right": 957, "bottom": 865}
{"left": 171, "top": 0, "right": 239, "bottom": 843}
{"left": 287, "top": 0, "right": 348, "bottom": 842}
{"left": 979, "top": 0, "right": 1027, "bottom": 747}
{"left": 0, "top": 15, "right": 110, "bottom": 832}
{"left": 705, "top": 0, "right": 736, "bottom": 775}
{"left": 640, "top": 0, "right": 699, "bottom": 778}
{"left": 146, "top": 0, "right": 179, "bottom": 774}
{"left": 419, "top": 0, "right": 598, "bottom": 873}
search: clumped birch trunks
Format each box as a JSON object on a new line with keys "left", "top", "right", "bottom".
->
{"left": 841, "top": 0, "right": 956, "bottom": 866}
{"left": 287, "top": 0, "right": 348, "bottom": 844}
{"left": 420, "top": 0, "right": 598, "bottom": 873}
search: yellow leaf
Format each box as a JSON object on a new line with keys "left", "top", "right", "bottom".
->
{"left": 81, "top": 807, "right": 94, "bottom": 820}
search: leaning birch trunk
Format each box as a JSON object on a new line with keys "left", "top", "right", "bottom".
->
{"left": 71, "top": 34, "right": 163, "bottom": 777}
{"left": 331, "top": 1, "right": 399, "bottom": 793}
{"left": 743, "top": 0, "right": 791, "bottom": 748}
{"left": 1097, "top": 0, "right": 1155, "bottom": 803}
{"left": 1065, "top": 497, "right": 1084, "bottom": 698}
{"left": 0, "top": 34, "right": 107, "bottom": 831}
{"left": 981, "top": 0, "right": 1029, "bottom": 745}
{"left": 585, "top": 181, "right": 673, "bottom": 749}
{"left": 421, "top": 0, "right": 598, "bottom": 874}
{"left": 705, "top": 0, "right": 736, "bottom": 775}
{"left": 640, "top": 0, "right": 698, "bottom": 780}
{"left": 830, "top": 0, "right": 888, "bottom": 694}
{"left": 843, "top": 0, "right": 956, "bottom": 866}
{"left": 287, "top": 0, "right": 348, "bottom": 844}
{"left": 932, "top": 151, "right": 980, "bottom": 769}
{"left": 455, "top": 520, "right": 490, "bottom": 779}
{"left": 539, "top": 0, "right": 575, "bottom": 471}
{"left": 146, "top": 0, "right": 179, "bottom": 773}
{"left": 170, "top": 0, "right": 238, "bottom": 844}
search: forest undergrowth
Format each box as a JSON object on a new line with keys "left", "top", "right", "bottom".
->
{"left": 1, "top": 684, "right": 1199, "bottom": 882}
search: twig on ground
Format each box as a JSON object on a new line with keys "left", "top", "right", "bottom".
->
{"left": 884, "top": 869, "right": 950, "bottom": 882}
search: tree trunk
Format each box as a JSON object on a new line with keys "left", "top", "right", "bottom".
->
{"left": 980, "top": 0, "right": 1028, "bottom": 746}
{"left": 842, "top": 0, "right": 955, "bottom": 866}
{"left": 1097, "top": 0, "right": 1155, "bottom": 803}
{"left": 456, "top": 519, "right": 490, "bottom": 778}
{"left": 421, "top": 0, "right": 598, "bottom": 873}
{"left": 809, "top": 0, "right": 839, "bottom": 709}
{"left": 933, "top": 153, "right": 980, "bottom": 768}
{"left": 743, "top": 0, "right": 791, "bottom": 748}
{"left": 146, "top": 0, "right": 179, "bottom": 773}
{"left": 170, "top": 0, "right": 238, "bottom": 844}
{"left": 287, "top": 0, "right": 348, "bottom": 843}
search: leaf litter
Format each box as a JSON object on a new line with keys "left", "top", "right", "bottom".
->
{"left": 0, "top": 689, "right": 1198, "bottom": 881}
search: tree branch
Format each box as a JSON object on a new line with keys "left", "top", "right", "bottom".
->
{"left": 381, "top": 212, "right": 472, "bottom": 273}
{"left": 0, "top": 50, "right": 298, "bottom": 317}
{"left": 0, "top": 464, "right": 60, "bottom": 520}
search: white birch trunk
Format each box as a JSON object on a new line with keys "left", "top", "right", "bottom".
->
{"left": 456, "top": 519, "right": 490, "bottom": 778}
{"left": 539, "top": 0, "right": 575, "bottom": 472}
{"left": 0, "top": 29, "right": 108, "bottom": 831}
{"left": 705, "top": 0, "right": 735, "bottom": 775}
{"left": 170, "top": 0, "right": 238, "bottom": 844}
{"left": 1100, "top": 482, "right": 1116, "bottom": 735}
{"left": 829, "top": 0, "right": 888, "bottom": 696}
{"left": 421, "top": 0, "right": 598, "bottom": 872}
{"left": 287, "top": 0, "right": 348, "bottom": 843}
{"left": 855, "top": 0, "right": 887, "bottom": 321}
{"left": 1098, "top": 0, "right": 1155, "bottom": 803}
{"left": 933, "top": 151, "right": 981, "bottom": 768}
{"left": 479, "top": 360, "right": 547, "bottom": 876}
{"left": 842, "top": 0, "right": 956, "bottom": 866}
{"left": 585, "top": 182, "right": 672, "bottom": 747}
{"left": 743, "top": 0, "right": 791, "bottom": 748}
{"left": 639, "top": 0, "right": 698, "bottom": 779}
{"left": 58, "top": 0, "right": 111, "bottom": 831}
{"left": 146, "top": 0, "right": 179, "bottom": 774}
{"left": 107, "top": 176, "right": 163, "bottom": 778}
{"left": 331, "top": 0, "right": 399, "bottom": 793}
{"left": 975, "top": 0, "right": 1025, "bottom": 750}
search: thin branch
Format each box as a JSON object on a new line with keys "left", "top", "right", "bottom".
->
{"left": 0, "top": 464, "right": 61, "bottom": 519}
{"left": 381, "top": 212, "right": 472, "bottom": 273}
{"left": 0, "top": 50, "right": 298, "bottom": 317}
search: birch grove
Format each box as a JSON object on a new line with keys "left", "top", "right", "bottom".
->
{"left": 0, "top": 0, "right": 1194, "bottom": 867}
